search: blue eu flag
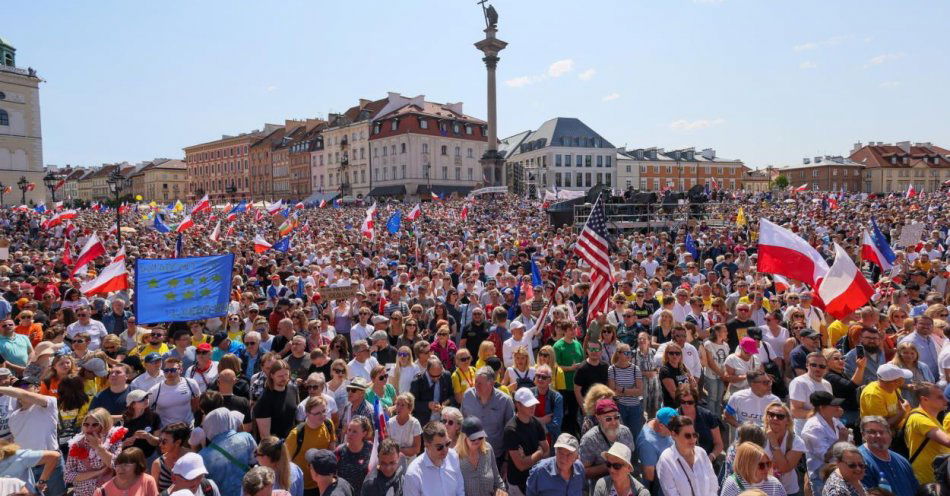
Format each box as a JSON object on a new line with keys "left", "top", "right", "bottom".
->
{"left": 153, "top": 213, "right": 171, "bottom": 233}
{"left": 134, "top": 254, "right": 234, "bottom": 324}
{"left": 685, "top": 233, "right": 699, "bottom": 260}
{"left": 273, "top": 236, "right": 292, "bottom": 253}
{"left": 387, "top": 211, "right": 402, "bottom": 234}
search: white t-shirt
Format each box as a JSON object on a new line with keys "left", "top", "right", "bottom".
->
{"left": 9, "top": 396, "right": 58, "bottom": 450}
{"left": 937, "top": 346, "right": 950, "bottom": 387}
{"left": 703, "top": 341, "right": 730, "bottom": 379}
{"left": 149, "top": 378, "right": 201, "bottom": 427}
{"left": 185, "top": 362, "right": 219, "bottom": 394}
{"left": 348, "top": 357, "right": 380, "bottom": 381}
{"left": 130, "top": 370, "right": 164, "bottom": 392}
{"left": 387, "top": 415, "right": 423, "bottom": 450}
{"left": 641, "top": 259, "right": 660, "bottom": 278}
{"left": 350, "top": 323, "right": 373, "bottom": 345}
{"left": 656, "top": 342, "right": 702, "bottom": 378}
{"left": 296, "top": 393, "right": 338, "bottom": 422}
{"left": 0, "top": 396, "right": 15, "bottom": 440}
{"left": 765, "top": 433, "right": 807, "bottom": 494}
{"left": 502, "top": 330, "right": 538, "bottom": 368}
{"left": 66, "top": 319, "right": 109, "bottom": 350}
{"left": 788, "top": 375, "right": 831, "bottom": 435}
{"left": 484, "top": 261, "right": 502, "bottom": 278}
{"left": 760, "top": 326, "right": 789, "bottom": 361}
{"left": 725, "top": 389, "right": 780, "bottom": 428}
{"left": 397, "top": 364, "right": 421, "bottom": 394}
{"left": 723, "top": 353, "right": 760, "bottom": 391}
{"left": 505, "top": 366, "right": 536, "bottom": 387}
{"left": 754, "top": 342, "right": 780, "bottom": 368}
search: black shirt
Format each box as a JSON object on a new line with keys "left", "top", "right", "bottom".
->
{"left": 726, "top": 318, "right": 756, "bottom": 351}
{"left": 573, "top": 361, "right": 609, "bottom": 399}
{"left": 90, "top": 387, "right": 130, "bottom": 416}
{"left": 223, "top": 394, "right": 251, "bottom": 420}
{"left": 503, "top": 415, "right": 546, "bottom": 491}
{"left": 658, "top": 364, "right": 689, "bottom": 408}
{"left": 824, "top": 370, "right": 860, "bottom": 413}
{"left": 684, "top": 406, "right": 720, "bottom": 455}
{"left": 122, "top": 411, "right": 162, "bottom": 458}
{"left": 374, "top": 345, "right": 397, "bottom": 366}
{"left": 359, "top": 460, "right": 406, "bottom": 496}
{"left": 251, "top": 384, "right": 300, "bottom": 438}
{"left": 462, "top": 321, "right": 490, "bottom": 357}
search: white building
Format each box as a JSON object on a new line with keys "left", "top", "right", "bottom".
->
{"left": 0, "top": 36, "right": 45, "bottom": 205}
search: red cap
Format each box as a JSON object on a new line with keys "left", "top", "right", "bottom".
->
{"left": 196, "top": 343, "right": 212, "bottom": 352}
{"left": 594, "top": 398, "right": 618, "bottom": 415}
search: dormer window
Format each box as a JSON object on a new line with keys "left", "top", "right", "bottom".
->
{"left": 453, "top": 123, "right": 460, "bottom": 134}
{"left": 891, "top": 157, "right": 897, "bottom": 165}
{"left": 373, "top": 123, "right": 381, "bottom": 134}
{"left": 419, "top": 118, "right": 428, "bottom": 129}
{"left": 391, "top": 119, "right": 399, "bottom": 131}
{"left": 465, "top": 125, "right": 472, "bottom": 135}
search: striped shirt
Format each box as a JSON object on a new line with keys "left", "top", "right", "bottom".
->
{"left": 719, "top": 474, "right": 788, "bottom": 496}
{"left": 608, "top": 363, "right": 642, "bottom": 406}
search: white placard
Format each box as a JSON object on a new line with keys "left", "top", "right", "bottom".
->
{"left": 897, "top": 223, "right": 925, "bottom": 248}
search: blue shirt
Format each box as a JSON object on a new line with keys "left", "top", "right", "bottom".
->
{"left": 900, "top": 332, "right": 939, "bottom": 376}
{"left": 0, "top": 449, "right": 41, "bottom": 493}
{"left": 0, "top": 298, "right": 11, "bottom": 321}
{"left": 859, "top": 445, "right": 919, "bottom": 496}
{"left": 199, "top": 430, "right": 257, "bottom": 496}
{"left": 212, "top": 341, "right": 246, "bottom": 362}
{"left": 844, "top": 348, "right": 886, "bottom": 385}
{"left": 0, "top": 333, "right": 30, "bottom": 366}
{"left": 636, "top": 423, "right": 673, "bottom": 469}
{"left": 525, "top": 457, "right": 585, "bottom": 496}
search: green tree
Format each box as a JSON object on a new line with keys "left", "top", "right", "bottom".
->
{"left": 773, "top": 174, "right": 789, "bottom": 190}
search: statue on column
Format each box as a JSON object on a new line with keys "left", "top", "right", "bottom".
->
{"left": 478, "top": 0, "right": 499, "bottom": 29}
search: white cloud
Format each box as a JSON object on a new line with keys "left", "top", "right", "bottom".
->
{"left": 865, "top": 52, "right": 904, "bottom": 68}
{"left": 547, "top": 59, "right": 575, "bottom": 78}
{"left": 799, "top": 61, "right": 818, "bottom": 70}
{"left": 266, "top": 85, "right": 278, "bottom": 92}
{"left": 505, "top": 76, "right": 535, "bottom": 88}
{"left": 602, "top": 92, "right": 620, "bottom": 102}
{"left": 793, "top": 42, "right": 819, "bottom": 52}
{"left": 578, "top": 68, "right": 596, "bottom": 81}
{"left": 880, "top": 81, "right": 901, "bottom": 89}
{"left": 669, "top": 118, "right": 726, "bottom": 131}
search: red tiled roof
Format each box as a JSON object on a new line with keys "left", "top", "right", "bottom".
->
{"left": 850, "top": 143, "right": 950, "bottom": 168}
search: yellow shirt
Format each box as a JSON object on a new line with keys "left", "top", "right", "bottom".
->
{"left": 191, "top": 334, "right": 212, "bottom": 347}
{"left": 452, "top": 367, "right": 476, "bottom": 396}
{"left": 859, "top": 381, "right": 900, "bottom": 420}
{"left": 738, "top": 296, "right": 771, "bottom": 313}
{"left": 131, "top": 342, "right": 170, "bottom": 357}
{"left": 285, "top": 420, "right": 336, "bottom": 490}
{"left": 905, "top": 408, "right": 950, "bottom": 484}
{"left": 827, "top": 320, "right": 849, "bottom": 348}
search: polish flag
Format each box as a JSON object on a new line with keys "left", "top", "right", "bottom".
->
{"left": 430, "top": 192, "right": 441, "bottom": 202}
{"left": 818, "top": 243, "right": 874, "bottom": 320}
{"left": 191, "top": 194, "right": 211, "bottom": 215}
{"left": 907, "top": 183, "right": 917, "bottom": 198}
{"left": 208, "top": 214, "right": 217, "bottom": 222}
{"left": 361, "top": 204, "right": 377, "bottom": 241}
{"left": 407, "top": 204, "right": 421, "bottom": 221}
{"left": 226, "top": 225, "right": 235, "bottom": 237}
{"left": 460, "top": 204, "right": 469, "bottom": 222}
{"left": 227, "top": 212, "right": 238, "bottom": 222}
{"left": 209, "top": 220, "right": 222, "bottom": 242}
{"left": 756, "top": 218, "right": 830, "bottom": 288}
{"left": 860, "top": 221, "right": 896, "bottom": 271}
{"left": 71, "top": 234, "right": 106, "bottom": 276}
{"left": 795, "top": 184, "right": 808, "bottom": 192}
{"left": 222, "top": 202, "right": 233, "bottom": 213}
{"left": 111, "top": 247, "right": 127, "bottom": 264}
{"left": 54, "top": 201, "right": 64, "bottom": 211}
{"left": 773, "top": 274, "right": 791, "bottom": 293}
{"left": 253, "top": 234, "right": 272, "bottom": 253}
{"left": 43, "top": 209, "right": 76, "bottom": 228}
{"left": 64, "top": 222, "right": 77, "bottom": 238}
{"left": 91, "top": 202, "right": 101, "bottom": 212}
{"left": 25, "top": 183, "right": 35, "bottom": 192}
{"left": 318, "top": 199, "right": 328, "bottom": 209}
{"left": 176, "top": 216, "right": 194, "bottom": 233}
{"left": 62, "top": 240, "right": 73, "bottom": 266}
{"left": 265, "top": 200, "right": 283, "bottom": 215}
{"left": 1, "top": 186, "right": 9, "bottom": 194}
{"left": 294, "top": 201, "right": 305, "bottom": 210}
{"left": 80, "top": 260, "right": 129, "bottom": 296}
{"left": 254, "top": 209, "right": 264, "bottom": 222}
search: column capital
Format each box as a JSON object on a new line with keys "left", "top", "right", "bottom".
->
{"left": 482, "top": 55, "right": 500, "bottom": 69}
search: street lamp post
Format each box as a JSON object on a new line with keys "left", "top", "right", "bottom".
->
{"left": 226, "top": 184, "right": 237, "bottom": 203}
{"left": 16, "top": 177, "right": 29, "bottom": 205}
{"left": 107, "top": 168, "right": 129, "bottom": 247}
{"left": 0, "top": 182, "right": 5, "bottom": 206}
{"left": 43, "top": 171, "right": 59, "bottom": 203}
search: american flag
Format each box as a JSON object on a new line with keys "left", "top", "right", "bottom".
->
{"left": 573, "top": 193, "right": 613, "bottom": 324}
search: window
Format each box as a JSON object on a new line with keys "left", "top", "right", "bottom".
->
{"left": 401, "top": 165, "right": 407, "bottom": 179}
{"left": 420, "top": 119, "right": 428, "bottom": 129}
{"left": 585, "top": 155, "right": 592, "bottom": 167}
{"left": 640, "top": 178, "right": 647, "bottom": 190}
{"left": 455, "top": 168, "right": 461, "bottom": 180}
{"left": 391, "top": 120, "right": 398, "bottom": 131}
{"left": 555, "top": 155, "right": 562, "bottom": 167}
{"left": 565, "top": 174, "right": 572, "bottom": 187}
{"left": 382, "top": 147, "right": 387, "bottom": 157}
{"left": 453, "top": 123, "right": 460, "bottom": 134}
{"left": 576, "top": 155, "right": 583, "bottom": 167}
{"left": 563, "top": 154, "right": 571, "bottom": 167}
{"left": 468, "top": 169, "right": 473, "bottom": 181}
{"left": 606, "top": 156, "right": 612, "bottom": 168}
{"left": 465, "top": 125, "right": 472, "bottom": 135}
{"left": 401, "top": 143, "right": 406, "bottom": 154}
{"left": 0, "top": 92, "right": 5, "bottom": 100}
{"left": 0, "top": 109, "right": 9, "bottom": 126}
{"left": 441, "top": 145, "right": 448, "bottom": 155}
{"left": 585, "top": 173, "right": 592, "bottom": 187}
{"left": 576, "top": 173, "right": 582, "bottom": 186}
{"left": 442, "top": 167, "right": 448, "bottom": 179}
{"left": 467, "top": 148, "right": 473, "bottom": 158}
{"left": 597, "top": 156, "right": 603, "bottom": 167}
{"left": 390, "top": 145, "right": 396, "bottom": 156}
{"left": 596, "top": 173, "right": 603, "bottom": 185}
{"left": 455, "top": 146, "right": 461, "bottom": 157}
{"left": 606, "top": 173, "right": 612, "bottom": 186}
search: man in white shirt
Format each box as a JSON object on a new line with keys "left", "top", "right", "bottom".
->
{"left": 403, "top": 421, "right": 465, "bottom": 496}
{"left": 131, "top": 353, "right": 165, "bottom": 392}
{"left": 347, "top": 340, "right": 380, "bottom": 381}
{"left": 788, "top": 351, "right": 832, "bottom": 435}
{"left": 65, "top": 306, "right": 108, "bottom": 350}
{"left": 670, "top": 289, "right": 691, "bottom": 324}
{"left": 3, "top": 377, "right": 65, "bottom": 495}
{"left": 724, "top": 371, "right": 781, "bottom": 433}
{"left": 484, "top": 254, "right": 502, "bottom": 279}
{"left": 502, "top": 321, "right": 538, "bottom": 368}
{"left": 640, "top": 253, "right": 660, "bottom": 278}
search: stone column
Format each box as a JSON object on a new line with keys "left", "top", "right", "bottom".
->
{"left": 475, "top": 27, "right": 507, "bottom": 186}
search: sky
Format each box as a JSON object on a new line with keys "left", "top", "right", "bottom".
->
{"left": 7, "top": 0, "right": 950, "bottom": 170}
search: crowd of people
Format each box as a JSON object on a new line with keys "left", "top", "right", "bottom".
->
{"left": 0, "top": 189, "right": 948, "bottom": 496}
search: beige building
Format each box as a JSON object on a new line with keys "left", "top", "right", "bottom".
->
{"left": 615, "top": 147, "right": 746, "bottom": 192}
{"left": 850, "top": 141, "right": 950, "bottom": 193}
{"left": 743, "top": 169, "right": 771, "bottom": 192}
{"left": 61, "top": 168, "right": 87, "bottom": 203}
{"left": 0, "top": 36, "right": 45, "bottom": 205}
{"left": 130, "top": 159, "right": 188, "bottom": 203}
{"left": 317, "top": 96, "right": 391, "bottom": 199}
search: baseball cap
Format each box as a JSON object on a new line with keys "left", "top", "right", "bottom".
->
{"left": 594, "top": 398, "right": 618, "bottom": 415}
{"left": 0, "top": 368, "right": 11, "bottom": 378}
{"left": 810, "top": 391, "right": 844, "bottom": 408}
{"left": 799, "top": 328, "right": 820, "bottom": 339}
{"left": 144, "top": 352, "right": 163, "bottom": 363}
{"left": 81, "top": 358, "right": 108, "bottom": 378}
{"left": 371, "top": 315, "right": 389, "bottom": 325}
{"left": 601, "top": 442, "right": 633, "bottom": 470}
{"left": 877, "top": 363, "right": 913, "bottom": 382}
{"left": 172, "top": 453, "right": 208, "bottom": 480}
{"left": 656, "top": 407, "right": 678, "bottom": 426}
{"left": 125, "top": 389, "right": 149, "bottom": 406}
{"left": 739, "top": 337, "right": 759, "bottom": 354}
{"left": 13, "top": 376, "right": 39, "bottom": 388}
{"left": 514, "top": 387, "right": 539, "bottom": 407}
{"left": 461, "top": 417, "right": 487, "bottom": 440}
{"left": 510, "top": 321, "right": 525, "bottom": 331}
{"left": 211, "top": 332, "right": 229, "bottom": 347}
{"left": 196, "top": 342, "right": 212, "bottom": 352}
{"left": 305, "top": 449, "right": 337, "bottom": 475}
{"left": 553, "top": 433, "right": 579, "bottom": 452}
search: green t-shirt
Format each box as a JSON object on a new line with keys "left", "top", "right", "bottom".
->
{"left": 553, "top": 338, "right": 584, "bottom": 390}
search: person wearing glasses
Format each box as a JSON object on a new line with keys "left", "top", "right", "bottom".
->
{"left": 147, "top": 357, "right": 201, "bottom": 428}
{"left": 656, "top": 415, "right": 719, "bottom": 496}
{"left": 409, "top": 357, "right": 452, "bottom": 426}
{"left": 822, "top": 443, "right": 868, "bottom": 496}
{"left": 578, "top": 399, "right": 635, "bottom": 487}
{"left": 718, "top": 441, "right": 785, "bottom": 496}
{"left": 361, "top": 438, "right": 407, "bottom": 496}
{"left": 590, "top": 442, "right": 649, "bottom": 496}
{"left": 63, "top": 407, "right": 125, "bottom": 496}
{"left": 0, "top": 318, "right": 31, "bottom": 375}
{"left": 286, "top": 396, "right": 337, "bottom": 495}
{"left": 186, "top": 343, "right": 219, "bottom": 394}
{"left": 801, "top": 391, "right": 848, "bottom": 496}
{"left": 573, "top": 339, "right": 609, "bottom": 414}
{"left": 857, "top": 415, "right": 918, "bottom": 496}
{"left": 725, "top": 303, "right": 756, "bottom": 351}
{"left": 724, "top": 371, "right": 780, "bottom": 442}
{"left": 456, "top": 417, "right": 506, "bottom": 496}
{"left": 65, "top": 306, "right": 108, "bottom": 351}
{"left": 788, "top": 327, "right": 822, "bottom": 377}
{"left": 403, "top": 420, "right": 465, "bottom": 496}
{"left": 788, "top": 352, "right": 832, "bottom": 435}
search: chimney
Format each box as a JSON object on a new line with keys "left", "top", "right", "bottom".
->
{"left": 358, "top": 98, "right": 371, "bottom": 108}
{"left": 701, "top": 148, "right": 716, "bottom": 160}
{"left": 444, "top": 102, "right": 464, "bottom": 114}
{"left": 852, "top": 142, "right": 863, "bottom": 154}
{"left": 897, "top": 141, "right": 911, "bottom": 153}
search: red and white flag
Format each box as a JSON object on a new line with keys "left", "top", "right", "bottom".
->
{"left": 361, "top": 203, "right": 377, "bottom": 241}
{"left": 265, "top": 200, "right": 283, "bottom": 215}
{"left": 191, "top": 194, "right": 211, "bottom": 215}
{"left": 818, "top": 244, "right": 874, "bottom": 319}
{"left": 407, "top": 204, "right": 421, "bottom": 221}
{"left": 209, "top": 220, "right": 222, "bottom": 242}
{"left": 795, "top": 184, "right": 808, "bottom": 192}
{"left": 460, "top": 204, "right": 469, "bottom": 222}
{"left": 773, "top": 274, "right": 790, "bottom": 293}
{"left": 54, "top": 179, "right": 65, "bottom": 191}
{"left": 226, "top": 225, "right": 235, "bottom": 237}
{"left": 253, "top": 234, "right": 272, "bottom": 253}
{"left": 111, "top": 247, "right": 126, "bottom": 264}
{"left": 294, "top": 201, "right": 305, "bottom": 210}
{"left": 756, "top": 218, "right": 830, "bottom": 288}
{"left": 71, "top": 234, "right": 106, "bottom": 276}
{"left": 176, "top": 216, "right": 194, "bottom": 233}
{"left": 43, "top": 209, "right": 77, "bottom": 228}
{"left": 62, "top": 240, "right": 73, "bottom": 266}
{"left": 80, "top": 260, "right": 129, "bottom": 296}
{"left": 64, "top": 222, "right": 77, "bottom": 238}
{"left": 907, "top": 183, "right": 917, "bottom": 198}
{"left": 25, "top": 183, "right": 35, "bottom": 192}
{"left": 54, "top": 201, "right": 64, "bottom": 211}
{"left": 318, "top": 199, "right": 328, "bottom": 209}
{"left": 254, "top": 209, "right": 264, "bottom": 222}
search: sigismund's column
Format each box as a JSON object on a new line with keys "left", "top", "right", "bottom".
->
{"left": 474, "top": 3, "right": 507, "bottom": 187}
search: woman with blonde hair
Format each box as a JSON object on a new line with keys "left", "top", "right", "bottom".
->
{"left": 64, "top": 407, "right": 126, "bottom": 496}
{"left": 325, "top": 358, "right": 349, "bottom": 398}
{"left": 608, "top": 342, "right": 643, "bottom": 434}
{"left": 659, "top": 342, "right": 694, "bottom": 408}
{"left": 536, "top": 345, "right": 567, "bottom": 390}
{"left": 451, "top": 348, "right": 476, "bottom": 403}
{"left": 456, "top": 417, "right": 505, "bottom": 496}
{"left": 761, "top": 401, "right": 803, "bottom": 496}
{"left": 365, "top": 365, "right": 397, "bottom": 411}
{"left": 255, "top": 436, "right": 303, "bottom": 496}
{"left": 890, "top": 341, "right": 934, "bottom": 405}
{"left": 652, "top": 309, "right": 675, "bottom": 344}
{"left": 475, "top": 340, "right": 497, "bottom": 370}
{"left": 503, "top": 346, "right": 535, "bottom": 390}
{"left": 719, "top": 442, "right": 787, "bottom": 496}
{"left": 386, "top": 393, "right": 422, "bottom": 457}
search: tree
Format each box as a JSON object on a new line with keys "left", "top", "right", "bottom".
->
{"left": 773, "top": 175, "right": 789, "bottom": 190}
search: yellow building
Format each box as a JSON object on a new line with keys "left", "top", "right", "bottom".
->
{"left": 130, "top": 159, "right": 188, "bottom": 203}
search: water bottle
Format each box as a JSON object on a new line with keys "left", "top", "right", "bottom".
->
{"left": 878, "top": 471, "right": 892, "bottom": 492}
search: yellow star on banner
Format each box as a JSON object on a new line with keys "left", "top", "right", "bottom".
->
{"left": 199, "top": 276, "right": 208, "bottom": 284}
{"left": 184, "top": 277, "right": 195, "bottom": 285}
{"left": 168, "top": 279, "right": 179, "bottom": 288}
{"left": 182, "top": 290, "right": 195, "bottom": 300}
{"left": 164, "top": 292, "right": 176, "bottom": 301}
{"left": 147, "top": 279, "right": 159, "bottom": 288}
{"left": 211, "top": 274, "right": 222, "bottom": 282}
{"left": 200, "top": 288, "right": 211, "bottom": 297}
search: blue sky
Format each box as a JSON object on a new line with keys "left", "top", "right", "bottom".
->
{"left": 7, "top": 0, "right": 949, "bottom": 169}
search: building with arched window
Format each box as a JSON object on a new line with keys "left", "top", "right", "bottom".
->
{"left": 0, "top": 35, "right": 46, "bottom": 204}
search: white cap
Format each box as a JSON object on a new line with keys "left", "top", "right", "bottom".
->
{"left": 513, "top": 387, "right": 539, "bottom": 407}
{"left": 172, "top": 452, "right": 208, "bottom": 480}
{"left": 510, "top": 321, "right": 525, "bottom": 331}
{"left": 877, "top": 363, "right": 913, "bottom": 382}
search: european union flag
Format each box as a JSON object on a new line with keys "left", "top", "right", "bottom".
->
{"left": 387, "top": 211, "right": 402, "bottom": 234}
{"left": 229, "top": 200, "right": 247, "bottom": 214}
{"left": 134, "top": 254, "right": 234, "bottom": 324}
{"left": 273, "top": 235, "right": 292, "bottom": 253}
{"left": 153, "top": 213, "right": 171, "bottom": 233}
{"left": 530, "top": 257, "right": 543, "bottom": 287}
{"left": 685, "top": 233, "right": 699, "bottom": 260}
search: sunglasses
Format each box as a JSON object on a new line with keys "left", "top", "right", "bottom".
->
{"left": 535, "top": 374, "right": 551, "bottom": 380}
{"left": 196, "top": 350, "right": 210, "bottom": 355}
{"left": 757, "top": 460, "right": 773, "bottom": 470}
{"left": 430, "top": 442, "right": 448, "bottom": 451}
{"left": 162, "top": 368, "right": 180, "bottom": 374}
{"left": 606, "top": 462, "right": 627, "bottom": 470}
{"left": 680, "top": 400, "right": 695, "bottom": 405}
{"left": 844, "top": 462, "right": 866, "bottom": 470}
{"left": 72, "top": 339, "right": 86, "bottom": 344}
{"left": 679, "top": 432, "right": 698, "bottom": 439}
{"left": 377, "top": 374, "right": 389, "bottom": 381}
{"left": 244, "top": 341, "right": 259, "bottom": 345}
{"left": 81, "top": 422, "right": 101, "bottom": 428}
{"left": 601, "top": 415, "right": 620, "bottom": 422}
{"left": 807, "top": 363, "right": 827, "bottom": 369}
{"left": 588, "top": 347, "right": 602, "bottom": 353}
{"left": 397, "top": 352, "right": 410, "bottom": 357}
{"left": 767, "top": 411, "right": 788, "bottom": 420}
{"left": 667, "top": 351, "right": 682, "bottom": 356}
{"left": 333, "top": 368, "right": 346, "bottom": 374}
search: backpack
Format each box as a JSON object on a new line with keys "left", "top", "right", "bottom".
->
{"left": 761, "top": 344, "right": 788, "bottom": 399}
{"left": 291, "top": 419, "right": 334, "bottom": 460}
{"left": 155, "top": 479, "right": 215, "bottom": 496}
{"left": 512, "top": 368, "right": 534, "bottom": 390}
{"left": 152, "top": 378, "right": 200, "bottom": 413}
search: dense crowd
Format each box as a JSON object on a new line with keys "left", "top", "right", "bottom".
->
{"left": 0, "top": 189, "right": 948, "bottom": 496}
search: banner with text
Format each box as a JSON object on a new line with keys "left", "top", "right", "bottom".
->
{"left": 134, "top": 254, "right": 234, "bottom": 324}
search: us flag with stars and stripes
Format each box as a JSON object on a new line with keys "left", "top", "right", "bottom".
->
{"left": 573, "top": 193, "right": 614, "bottom": 324}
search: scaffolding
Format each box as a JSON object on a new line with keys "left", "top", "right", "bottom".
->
{"left": 573, "top": 202, "right": 736, "bottom": 232}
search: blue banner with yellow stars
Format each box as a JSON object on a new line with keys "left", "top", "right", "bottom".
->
{"left": 134, "top": 254, "right": 234, "bottom": 324}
